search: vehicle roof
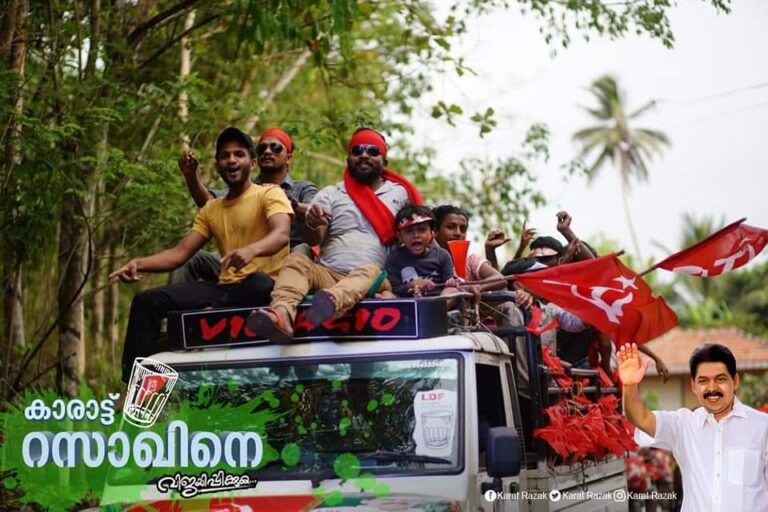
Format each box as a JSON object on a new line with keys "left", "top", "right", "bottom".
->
{"left": 152, "top": 331, "right": 512, "bottom": 366}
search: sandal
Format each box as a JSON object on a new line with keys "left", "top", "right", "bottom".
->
{"left": 247, "top": 307, "right": 294, "bottom": 344}
{"left": 305, "top": 290, "right": 337, "bottom": 327}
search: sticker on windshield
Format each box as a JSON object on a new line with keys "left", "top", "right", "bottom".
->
{"left": 412, "top": 390, "right": 457, "bottom": 457}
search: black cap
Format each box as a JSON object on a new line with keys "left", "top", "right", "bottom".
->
{"left": 216, "top": 127, "right": 255, "bottom": 158}
{"left": 530, "top": 235, "right": 565, "bottom": 257}
{"left": 502, "top": 257, "right": 542, "bottom": 276}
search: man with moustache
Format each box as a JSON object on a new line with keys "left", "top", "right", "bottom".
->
{"left": 110, "top": 127, "right": 292, "bottom": 382}
{"left": 247, "top": 128, "right": 423, "bottom": 343}
{"left": 619, "top": 342, "right": 768, "bottom": 511}
{"left": 176, "top": 128, "right": 317, "bottom": 282}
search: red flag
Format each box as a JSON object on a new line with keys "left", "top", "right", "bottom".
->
{"left": 656, "top": 218, "right": 768, "bottom": 277}
{"left": 514, "top": 254, "right": 677, "bottom": 344}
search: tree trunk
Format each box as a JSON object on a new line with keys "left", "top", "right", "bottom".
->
{"left": 106, "top": 233, "right": 121, "bottom": 367}
{"left": 0, "top": 0, "right": 20, "bottom": 62}
{"left": 56, "top": 186, "right": 89, "bottom": 397}
{"left": 56, "top": 153, "right": 93, "bottom": 397}
{"left": 618, "top": 150, "right": 642, "bottom": 260}
{"left": 3, "top": 261, "right": 24, "bottom": 385}
{"left": 89, "top": 267, "right": 105, "bottom": 363}
{"left": 1, "top": 0, "right": 28, "bottom": 386}
{"left": 178, "top": 9, "right": 195, "bottom": 150}
{"left": 86, "top": 86, "right": 110, "bottom": 372}
{"left": 88, "top": 181, "right": 105, "bottom": 365}
{"left": 243, "top": 47, "right": 312, "bottom": 133}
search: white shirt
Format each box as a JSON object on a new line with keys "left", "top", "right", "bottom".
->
{"left": 635, "top": 397, "right": 768, "bottom": 511}
{"left": 309, "top": 181, "right": 408, "bottom": 273}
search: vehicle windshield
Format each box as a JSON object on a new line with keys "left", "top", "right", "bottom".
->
{"left": 169, "top": 354, "right": 462, "bottom": 480}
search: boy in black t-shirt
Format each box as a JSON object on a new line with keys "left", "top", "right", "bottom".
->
{"left": 385, "top": 204, "right": 458, "bottom": 297}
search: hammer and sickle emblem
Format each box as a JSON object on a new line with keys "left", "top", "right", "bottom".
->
{"left": 543, "top": 275, "right": 638, "bottom": 324}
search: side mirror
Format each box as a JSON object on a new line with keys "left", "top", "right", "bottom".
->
{"left": 486, "top": 426, "right": 521, "bottom": 477}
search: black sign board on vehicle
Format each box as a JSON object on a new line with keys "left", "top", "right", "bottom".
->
{"left": 166, "top": 298, "right": 449, "bottom": 349}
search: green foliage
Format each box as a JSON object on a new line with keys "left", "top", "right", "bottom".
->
{"left": 0, "top": 0, "right": 733, "bottom": 395}
{"left": 431, "top": 101, "right": 464, "bottom": 126}
{"left": 3, "top": 0, "right": 499, "bottom": 394}
{"left": 643, "top": 390, "right": 660, "bottom": 410}
{"left": 461, "top": 0, "right": 731, "bottom": 50}
{"left": 739, "top": 372, "right": 768, "bottom": 410}
{"left": 449, "top": 124, "right": 549, "bottom": 234}
{"left": 470, "top": 107, "right": 498, "bottom": 138}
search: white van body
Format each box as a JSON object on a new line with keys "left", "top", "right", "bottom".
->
{"left": 101, "top": 314, "right": 628, "bottom": 511}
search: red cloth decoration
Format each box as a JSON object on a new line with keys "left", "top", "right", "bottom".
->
{"left": 596, "top": 366, "right": 615, "bottom": 389}
{"left": 540, "top": 347, "right": 573, "bottom": 389}
{"left": 348, "top": 129, "right": 387, "bottom": 158}
{"left": 343, "top": 168, "right": 424, "bottom": 245}
{"left": 515, "top": 254, "right": 678, "bottom": 345}
{"left": 525, "top": 305, "right": 559, "bottom": 336}
{"left": 259, "top": 128, "right": 293, "bottom": 153}
{"left": 657, "top": 218, "right": 768, "bottom": 276}
{"left": 534, "top": 394, "right": 638, "bottom": 463}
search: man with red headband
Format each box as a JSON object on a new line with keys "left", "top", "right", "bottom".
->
{"left": 176, "top": 127, "right": 318, "bottom": 282}
{"left": 248, "top": 128, "right": 423, "bottom": 343}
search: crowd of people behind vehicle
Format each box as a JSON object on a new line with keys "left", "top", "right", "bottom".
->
{"left": 110, "top": 125, "right": 768, "bottom": 511}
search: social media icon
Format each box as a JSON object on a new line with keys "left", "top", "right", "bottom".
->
{"left": 484, "top": 489, "right": 498, "bottom": 502}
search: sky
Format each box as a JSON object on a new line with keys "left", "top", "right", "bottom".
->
{"left": 410, "top": 0, "right": 768, "bottom": 267}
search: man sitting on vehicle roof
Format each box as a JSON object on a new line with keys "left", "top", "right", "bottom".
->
{"left": 110, "top": 127, "right": 292, "bottom": 382}
{"left": 248, "top": 128, "right": 423, "bottom": 343}
{"left": 175, "top": 127, "right": 318, "bottom": 282}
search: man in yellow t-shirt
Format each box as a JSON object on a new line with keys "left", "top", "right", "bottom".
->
{"left": 110, "top": 127, "right": 292, "bottom": 382}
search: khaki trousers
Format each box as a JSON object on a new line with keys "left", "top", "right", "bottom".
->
{"left": 271, "top": 253, "right": 389, "bottom": 321}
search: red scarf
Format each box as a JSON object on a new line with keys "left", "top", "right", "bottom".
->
{"left": 344, "top": 168, "right": 424, "bottom": 245}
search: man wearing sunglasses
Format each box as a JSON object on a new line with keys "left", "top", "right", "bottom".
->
{"left": 176, "top": 127, "right": 318, "bottom": 282}
{"left": 248, "top": 128, "right": 424, "bottom": 343}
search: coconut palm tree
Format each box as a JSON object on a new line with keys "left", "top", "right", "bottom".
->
{"left": 572, "top": 75, "right": 670, "bottom": 259}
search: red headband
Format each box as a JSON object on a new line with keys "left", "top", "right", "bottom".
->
{"left": 348, "top": 129, "right": 387, "bottom": 159}
{"left": 259, "top": 128, "right": 293, "bottom": 153}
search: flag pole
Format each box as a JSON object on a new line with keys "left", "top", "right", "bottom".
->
{"left": 639, "top": 262, "right": 660, "bottom": 277}
{"left": 433, "top": 252, "right": 627, "bottom": 291}
{"left": 432, "top": 275, "right": 517, "bottom": 290}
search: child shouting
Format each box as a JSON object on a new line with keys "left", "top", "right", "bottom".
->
{"left": 385, "top": 204, "right": 458, "bottom": 297}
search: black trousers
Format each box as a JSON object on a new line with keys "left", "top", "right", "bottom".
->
{"left": 121, "top": 272, "right": 273, "bottom": 382}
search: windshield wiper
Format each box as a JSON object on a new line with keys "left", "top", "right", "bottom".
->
{"left": 308, "top": 451, "right": 452, "bottom": 488}
{"left": 309, "top": 468, "right": 339, "bottom": 489}
{"left": 356, "top": 450, "right": 452, "bottom": 465}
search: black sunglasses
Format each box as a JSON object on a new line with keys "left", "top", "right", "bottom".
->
{"left": 350, "top": 144, "right": 381, "bottom": 157}
{"left": 256, "top": 142, "right": 285, "bottom": 155}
